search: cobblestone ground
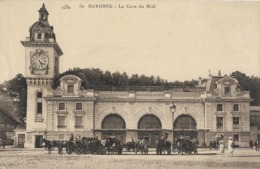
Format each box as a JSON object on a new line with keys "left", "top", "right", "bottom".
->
{"left": 0, "top": 148, "right": 259, "bottom": 169}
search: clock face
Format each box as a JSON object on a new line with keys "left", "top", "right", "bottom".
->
{"left": 31, "top": 52, "right": 49, "bottom": 70}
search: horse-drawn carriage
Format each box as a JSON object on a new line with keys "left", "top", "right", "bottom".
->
{"left": 104, "top": 137, "right": 123, "bottom": 155}
{"left": 156, "top": 133, "right": 172, "bottom": 155}
{"left": 41, "top": 137, "right": 106, "bottom": 155}
{"left": 66, "top": 137, "right": 106, "bottom": 155}
{"left": 41, "top": 138, "right": 67, "bottom": 154}
{"left": 175, "top": 136, "right": 198, "bottom": 155}
{"left": 135, "top": 136, "right": 149, "bottom": 155}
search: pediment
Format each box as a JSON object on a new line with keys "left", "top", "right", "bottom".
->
{"left": 217, "top": 77, "right": 238, "bottom": 85}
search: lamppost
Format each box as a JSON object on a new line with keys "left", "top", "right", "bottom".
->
{"left": 170, "top": 102, "right": 176, "bottom": 147}
{"left": 44, "top": 130, "right": 47, "bottom": 139}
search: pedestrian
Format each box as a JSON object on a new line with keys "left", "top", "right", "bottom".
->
{"left": 249, "top": 140, "right": 253, "bottom": 148}
{"left": 69, "top": 133, "right": 74, "bottom": 142}
{"left": 228, "top": 136, "right": 234, "bottom": 157}
{"left": 255, "top": 139, "right": 259, "bottom": 151}
{"left": 57, "top": 141, "right": 63, "bottom": 155}
{"left": 219, "top": 137, "right": 225, "bottom": 156}
{"left": 2, "top": 132, "right": 7, "bottom": 149}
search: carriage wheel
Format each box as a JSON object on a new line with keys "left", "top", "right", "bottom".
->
{"left": 84, "top": 149, "right": 90, "bottom": 154}
{"left": 75, "top": 147, "right": 82, "bottom": 155}
{"left": 99, "top": 147, "right": 106, "bottom": 155}
{"left": 66, "top": 147, "right": 73, "bottom": 155}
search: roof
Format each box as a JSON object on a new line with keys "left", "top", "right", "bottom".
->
{"left": 206, "top": 76, "right": 222, "bottom": 91}
{"left": 38, "top": 3, "right": 49, "bottom": 15}
{"left": 90, "top": 85, "right": 205, "bottom": 92}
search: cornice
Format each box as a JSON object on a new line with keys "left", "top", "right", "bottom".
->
{"left": 26, "top": 77, "right": 53, "bottom": 87}
{"left": 45, "top": 97, "right": 96, "bottom": 102}
{"left": 21, "top": 41, "right": 63, "bottom": 56}
{"left": 96, "top": 98, "right": 202, "bottom": 103}
{"left": 205, "top": 98, "right": 252, "bottom": 103}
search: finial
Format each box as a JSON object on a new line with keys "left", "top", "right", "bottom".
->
{"left": 208, "top": 69, "right": 212, "bottom": 77}
{"left": 43, "top": 3, "right": 45, "bottom": 8}
{"left": 218, "top": 70, "right": 221, "bottom": 76}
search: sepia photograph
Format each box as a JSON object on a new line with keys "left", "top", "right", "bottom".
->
{"left": 0, "top": 0, "right": 260, "bottom": 168}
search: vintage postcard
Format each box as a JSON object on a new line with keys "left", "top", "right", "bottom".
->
{"left": 0, "top": 0, "right": 260, "bottom": 169}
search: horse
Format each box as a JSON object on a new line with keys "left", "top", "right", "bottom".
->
{"left": 124, "top": 141, "right": 136, "bottom": 152}
{"left": 135, "top": 139, "right": 148, "bottom": 155}
{"left": 41, "top": 138, "right": 55, "bottom": 154}
{"left": 104, "top": 137, "right": 122, "bottom": 155}
{"left": 53, "top": 140, "right": 67, "bottom": 155}
{"left": 156, "top": 138, "right": 171, "bottom": 155}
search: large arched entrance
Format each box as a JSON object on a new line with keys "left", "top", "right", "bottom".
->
{"left": 138, "top": 114, "right": 162, "bottom": 147}
{"left": 101, "top": 114, "right": 126, "bottom": 143}
{"left": 173, "top": 114, "right": 198, "bottom": 138}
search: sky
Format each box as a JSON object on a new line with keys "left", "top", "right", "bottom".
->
{"left": 0, "top": 0, "right": 260, "bottom": 83}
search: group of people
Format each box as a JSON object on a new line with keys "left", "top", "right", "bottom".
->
{"left": 218, "top": 136, "right": 235, "bottom": 157}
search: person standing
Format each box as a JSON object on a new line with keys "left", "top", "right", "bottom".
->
{"left": 2, "top": 132, "right": 7, "bottom": 149}
{"left": 228, "top": 136, "right": 234, "bottom": 157}
{"left": 255, "top": 139, "right": 259, "bottom": 151}
{"left": 219, "top": 138, "right": 225, "bottom": 156}
{"left": 69, "top": 133, "right": 74, "bottom": 142}
{"left": 249, "top": 140, "right": 253, "bottom": 148}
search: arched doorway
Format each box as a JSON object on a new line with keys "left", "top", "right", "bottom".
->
{"left": 173, "top": 114, "right": 198, "bottom": 138}
{"left": 138, "top": 114, "right": 162, "bottom": 147}
{"left": 101, "top": 114, "right": 126, "bottom": 143}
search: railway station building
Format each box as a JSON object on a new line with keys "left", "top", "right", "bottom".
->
{"left": 16, "top": 4, "right": 253, "bottom": 148}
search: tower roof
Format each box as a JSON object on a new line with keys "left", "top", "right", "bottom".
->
{"left": 38, "top": 3, "right": 49, "bottom": 15}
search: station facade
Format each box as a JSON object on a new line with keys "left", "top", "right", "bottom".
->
{"left": 18, "top": 4, "right": 252, "bottom": 148}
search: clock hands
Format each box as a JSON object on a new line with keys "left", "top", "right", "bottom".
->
{"left": 38, "top": 60, "right": 44, "bottom": 68}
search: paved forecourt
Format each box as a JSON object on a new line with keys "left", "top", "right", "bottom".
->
{"left": 0, "top": 148, "right": 259, "bottom": 169}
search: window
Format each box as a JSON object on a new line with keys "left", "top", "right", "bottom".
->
{"left": 75, "top": 116, "right": 83, "bottom": 128}
{"left": 233, "top": 104, "right": 239, "bottom": 111}
{"left": 224, "top": 86, "right": 231, "bottom": 95}
{"left": 233, "top": 134, "right": 239, "bottom": 141}
{"left": 58, "top": 116, "right": 66, "bottom": 127}
{"left": 36, "top": 92, "right": 42, "bottom": 118}
{"left": 75, "top": 103, "right": 83, "bottom": 111}
{"left": 58, "top": 103, "right": 65, "bottom": 111}
{"left": 216, "top": 117, "right": 223, "bottom": 130}
{"left": 68, "top": 85, "right": 74, "bottom": 93}
{"left": 37, "top": 33, "right": 42, "bottom": 39}
{"left": 233, "top": 117, "right": 239, "bottom": 129}
{"left": 217, "top": 104, "right": 223, "bottom": 111}
{"left": 37, "top": 103, "right": 42, "bottom": 114}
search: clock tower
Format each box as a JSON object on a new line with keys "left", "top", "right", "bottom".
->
{"left": 21, "top": 4, "right": 63, "bottom": 148}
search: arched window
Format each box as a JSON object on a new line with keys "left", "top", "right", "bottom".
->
{"left": 138, "top": 114, "right": 162, "bottom": 129}
{"left": 102, "top": 114, "right": 125, "bottom": 129}
{"left": 174, "top": 115, "right": 197, "bottom": 129}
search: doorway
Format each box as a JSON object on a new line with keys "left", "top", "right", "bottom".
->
{"left": 35, "top": 135, "right": 43, "bottom": 148}
{"left": 18, "top": 134, "right": 25, "bottom": 148}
